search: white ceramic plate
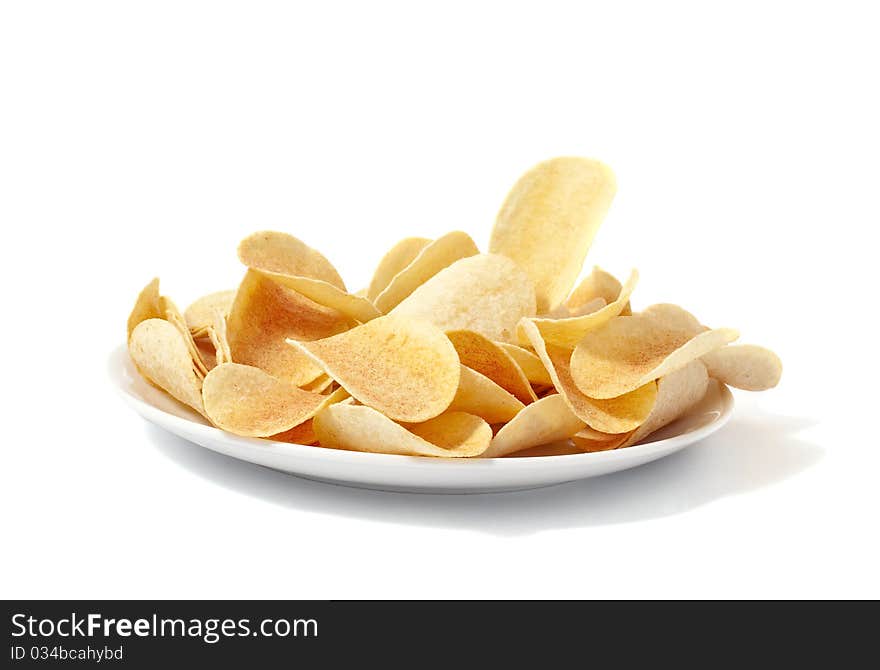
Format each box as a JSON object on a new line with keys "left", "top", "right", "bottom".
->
{"left": 110, "top": 345, "right": 734, "bottom": 494}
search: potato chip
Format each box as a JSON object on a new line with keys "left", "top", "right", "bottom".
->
{"left": 566, "top": 266, "right": 629, "bottom": 314}
{"left": 496, "top": 342, "right": 553, "bottom": 387}
{"left": 571, "top": 427, "right": 630, "bottom": 452}
{"left": 159, "top": 296, "right": 209, "bottom": 378}
{"left": 254, "top": 268, "right": 381, "bottom": 323}
{"left": 202, "top": 363, "right": 344, "bottom": 437}
{"left": 490, "top": 157, "right": 617, "bottom": 313}
{"left": 448, "top": 365, "right": 525, "bottom": 423}
{"left": 194, "top": 336, "right": 218, "bottom": 371}
{"left": 206, "top": 309, "right": 231, "bottom": 365}
{"left": 640, "top": 303, "right": 704, "bottom": 335}
{"left": 482, "top": 394, "right": 585, "bottom": 458}
{"left": 270, "top": 420, "right": 318, "bottom": 445}
{"left": 518, "top": 318, "right": 657, "bottom": 433}
{"left": 129, "top": 318, "right": 205, "bottom": 414}
{"left": 289, "top": 315, "right": 460, "bottom": 423}
{"left": 701, "top": 344, "right": 782, "bottom": 391}
{"left": 620, "top": 360, "right": 710, "bottom": 447}
{"left": 302, "top": 374, "right": 334, "bottom": 394}
{"left": 184, "top": 290, "right": 236, "bottom": 332}
{"left": 238, "top": 231, "right": 345, "bottom": 289}
{"left": 373, "top": 231, "right": 479, "bottom": 313}
{"left": 366, "top": 237, "right": 432, "bottom": 302}
{"left": 314, "top": 404, "right": 491, "bottom": 457}
{"left": 570, "top": 313, "right": 738, "bottom": 399}
{"left": 391, "top": 254, "right": 536, "bottom": 343}
{"left": 127, "top": 278, "right": 162, "bottom": 339}
{"left": 226, "top": 270, "right": 352, "bottom": 386}
{"left": 446, "top": 330, "right": 537, "bottom": 403}
{"left": 519, "top": 270, "right": 638, "bottom": 348}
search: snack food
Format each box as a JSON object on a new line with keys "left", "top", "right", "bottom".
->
{"left": 124, "top": 156, "right": 780, "bottom": 458}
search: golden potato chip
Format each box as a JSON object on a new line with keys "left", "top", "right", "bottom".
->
{"left": 202, "top": 363, "right": 344, "bottom": 437}
{"left": 490, "top": 157, "right": 617, "bottom": 313}
{"left": 373, "top": 231, "right": 479, "bottom": 312}
{"left": 184, "top": 290, "right": 236, "bottom": 332}
{"left": 571, "top": 427, "right": 630, "bottom": 452}
{"left": 289, "top": 315, "right": 460, "bottom": 423}
{"left": 446, "top": 330, "right": 537, "bottom": 403}
{"left": 129, "top": 318, "right": 205, "bottom": 415}
{"left": 701, "top": 344, "right": 782, "bottom": 391}
{"left": 127, "top": 277, "right": 162, "bottom": 339}
{"left": 366, "top": 237, "right": 432, "bottom": 302}
{"left": 496, "top": 342, "right": 552, "bottom": 387}
{"left": 566, "top": 266, "right": 630, "bottom": 316}
{"left": 206, "top": 309, "right": 231, "bottom": 366}
{"left": 448, "top": 365, "right": 525, "bottom": 424}
{"left": 194, "top": 336, "right": 218, "bottom": 371}
{"left": 314, "top": 404, "right": 491, "bottom": 457}
{"left": 238, "top": 231, "right": 345, "bottom": 289}
{"left": 159, "top": 296, "right": 209, "bottom": 378}
{"left": 254, "top": 268, "right": 381, "bottom": 323}
{"left": 570, "top": 313, "right": 738, "bottom": 399}
{"left": 641, "top": 303, "right": 704, "bottom": 335}
{"left": 620, "top": 360, "right": 710, "bottom": 447}
{"left": 302, "top": 374, "right": 334, "bottom": 394}
{"left": 482, "top": 394, "right": 585, "bottom": 458}
{"left": 518, "top": 318, "right": 657, "bottom": 433}
{"left": 519, "top": 270, "right": 638, "bottom": 348}
{"left": 226, "top": 270, "right": 352, "bottom": 386}
{"left": 270, "top": 419, "right": 318, "bottom": 445}
{"left": 391, "top": 254, "right": 536, "bottom": 343}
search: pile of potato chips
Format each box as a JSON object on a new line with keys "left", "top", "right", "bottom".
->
{"left": 126, "top": 157, "right": 781, "bottom": 458}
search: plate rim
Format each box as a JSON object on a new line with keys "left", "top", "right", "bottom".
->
{"left": 110, "top": 344, "right": 735, "bottom": 469}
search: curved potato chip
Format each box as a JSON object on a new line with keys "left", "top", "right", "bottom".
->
{"left": 490, "top": 157, "right": 617, "bottom": 313}
{"left": 314, "top": 404, "right": 491, "bottom": 457}
{"left": 448, "top": 365, "right": 525, "bottom": 424}
{"left": 641, "top": 303, "right": 704, "bottom": 335}
{"left": 160, "top": 296, "right": 209, "bottom": 377}
{"left": 566, "top": 266, "right": 629, "bottom": 315}
{"left": 202, "top": 363, "right": 343, "bottom": 437}
{"left": 570, "top": 314, "right": 738, "bottom": 399}
{"left": 302, "top": 374, "right": 334, "bottom": 394}
{"left": 571, "top": 427, "right": 630, "bottom": 452}
{"left": 194, "top": 336, "right": 218, "bottom": 371}
{"left": 496, "top": 342, "right": 552, "bottom": 387}
{"left": 271, "top": 419, "right": 318, "bottom": 445}
{"left": 701, "top": 344, "right": 782, "bottom": 391}
{"left": 391, "top": 254, "right": 536, "bottom": 343}
{"left": 518, "top": 318, "right": 657, "bottom": 433}
{"left": 238, "top": 231, "right": 345, "bottom": 289}
{"left": 127, "top": 277, "right": 162, "bottom": 338}
{"left": 482, "top": 394, "right": 585, "bottom": 458}
{"left": 519, "top": 270, "right": 638, "bottom": 348}
{"left": 620, "top": 360, "right": 710, "bottom": 447}
{"left": 254, "top": 269, "right": 380, "bottom": 323}
{"left": 373, "top": 231, "right": 479, "bottom": 313}
{"left": 206, "top": 309, "right": 231, "bottom": 365}
{"left": 227, "top": 270, "right": 352, "bottom": 386}
{"left": 184, "top": 290, "right": 236, "bottom": 332}
{"left": 446, "top": 330, "right": 537, "bottom": 403}
{"left": 366, "top": 237, "right": 432, "bottom": 302}
{"left": 129, "top": 319, "right": 205, "bottom": 414}
{"left": 289, "top": 315, "right": 460, "bottom": 423}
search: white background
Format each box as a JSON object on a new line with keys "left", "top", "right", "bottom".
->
{"left": 1, "top": 1, "right": 877, "bottom": 599}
